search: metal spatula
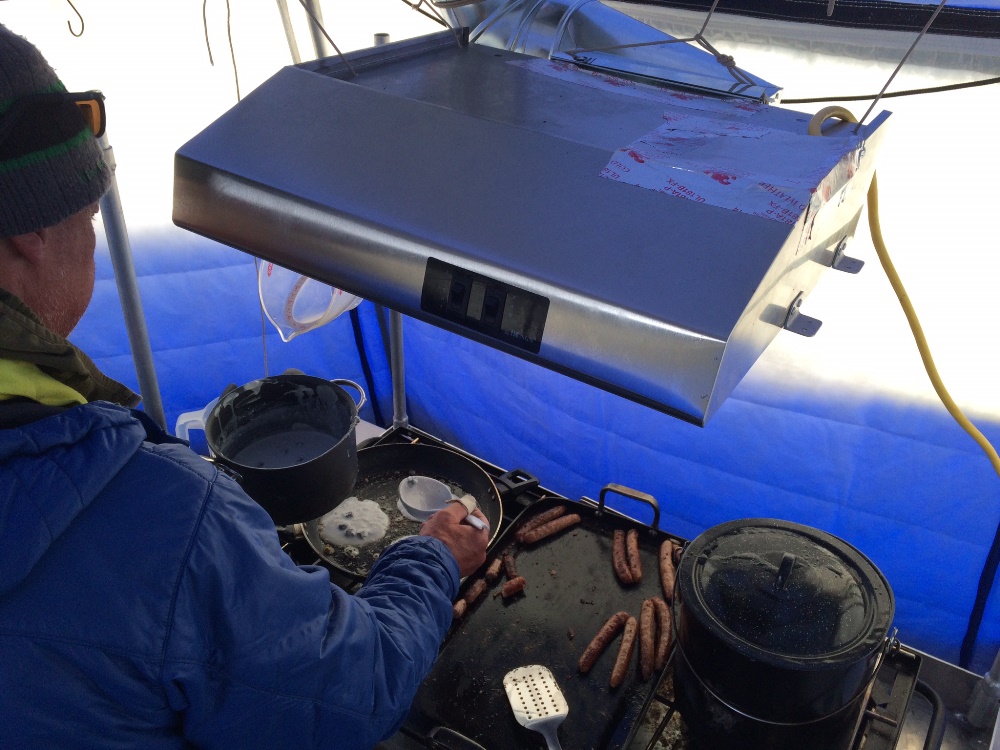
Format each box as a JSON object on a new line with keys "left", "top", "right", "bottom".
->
{"left": 503, "top": 665, "right": 569, "bottom": 750}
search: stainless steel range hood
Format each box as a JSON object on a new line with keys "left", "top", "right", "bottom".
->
{"left": 173, "top": 30, "right": 889, "bottom": 426}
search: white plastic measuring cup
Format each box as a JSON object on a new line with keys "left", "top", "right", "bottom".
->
{"left": 258, "top": 262, "right": 362, "bottom": 342}
{"left": 397, "top": 477, "right": 488, "bottom": 530}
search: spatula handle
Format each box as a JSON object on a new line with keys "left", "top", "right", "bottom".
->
{"left": 539, "top": 725, "right": 563, "bottom": 750}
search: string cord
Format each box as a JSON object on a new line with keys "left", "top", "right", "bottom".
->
{"left": 202, "top": 0, "right": 213, "bottom": 65}
{"left": 226, "top": 0, "right": 240, "bottom": 100}
{"left": 398, "top": 0, "right": 450, "bottom": 28}
{"left": 565, "top": 0, "right": 757, "bottom": 91}
{"left": 294, "top": 0, "right": 357, "bottom": 77}
{"left": 853, "top": 0, "right": 948, "bottom": 132}
{"left": 202, "top": 0, "right": 266, "bottom": 373}
{"left": 66, "top": 0, "right": 84, "bottom": 36}
{"left": 783, "top": 75, "right": 1000, "bottom": 104}
{"left": 201, "top": 0, "right": 240, "bottom": 99}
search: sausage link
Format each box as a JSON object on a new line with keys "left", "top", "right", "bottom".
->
{"left": 651, "top": 596, "right": 672, "bottom": 671}
{"left": 610, "top": 615, "right": 638, "bottom": 689}
{"left": 515, "top": 505, "right": 567, "bottom": 542}
{"left": 626, "top": 528, "right": 643, "bottom": 584}
{"left": 501, "top": 576, "right": 527, "bottom": 599}
{"left": 659, "top": 540, "right": 676, "bottom": 603}
{"left": 673, "top": 542, "right": 684, "bottom": 568}
{"left": 520, "top": 513, "right": 581, "bottom": 545}
{"left": 462, "top": 578, "right": 487, "bottom": 606}
{"left": 578, "top": 611, "right": 629, "bottom": 673}
{"left": 639, "top": 599, "right": 655, "bottom": 680}
{"left": 484, "top": 556, "right": 504, "bottom": 583}
{"left": 613, "top": 530, "right": 633, "bottom": 584}
{"left": 502, "top": 553, "right": 519, "bottom": 580}
{"left": 452, "top": 599, "right": 468, "bottom": 620}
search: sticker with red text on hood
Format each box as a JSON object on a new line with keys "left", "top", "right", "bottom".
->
{"left": 601, "top": 111, "right": 862, "bottom": 225}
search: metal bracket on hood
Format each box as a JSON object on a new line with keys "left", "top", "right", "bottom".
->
{"left": 831, "top": 239, "right": 865, "bottom": 274}
{"left": 783, "top": 292, "right": 822, "bottom": 337}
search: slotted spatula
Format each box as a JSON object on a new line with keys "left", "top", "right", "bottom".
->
{"left": 503, "top": 665, "right": 569, "bottom": 750}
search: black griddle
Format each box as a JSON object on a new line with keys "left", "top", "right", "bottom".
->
{"left": 403, "top": 488, "right": 683, "bottom": 750}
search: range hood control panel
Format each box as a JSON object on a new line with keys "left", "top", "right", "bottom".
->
{"left": 421, "top": 258, "right": 549, "bottom": 354}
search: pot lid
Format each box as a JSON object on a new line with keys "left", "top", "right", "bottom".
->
{"left": 681, "top": 518, "right": 894, "bottom": 662}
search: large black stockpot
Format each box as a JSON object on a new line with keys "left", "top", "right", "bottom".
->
{"left": 672, "top": 518, "right": 895, "bottom": 750}
{"left": 205, "top": 374, "right": 365, "bottom": 525}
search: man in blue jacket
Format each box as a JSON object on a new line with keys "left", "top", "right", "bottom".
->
{"left": 0, "top": 23, "right": 488, "bottom": 749}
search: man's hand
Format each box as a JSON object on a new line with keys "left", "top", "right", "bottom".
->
{"left": 419, "top": 502, "right": 489, "bottom": 577}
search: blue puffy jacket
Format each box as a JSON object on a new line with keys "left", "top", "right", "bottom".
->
{"left": 0, "top": 400, "right": 459, "bottom": 749}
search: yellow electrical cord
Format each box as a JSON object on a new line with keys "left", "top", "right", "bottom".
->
{"left": 808, "top": 106, "right": 1000, "bottom": 480}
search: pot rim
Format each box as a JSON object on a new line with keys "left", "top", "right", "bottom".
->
{"left": 206, "top": 374, "right": 361, "bottom": 469}
{"left": 210, "top": 415, "right": 360, "bottom": 472}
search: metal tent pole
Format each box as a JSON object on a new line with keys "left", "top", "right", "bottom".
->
{"left": 276, "top": 0, "right": 302, "bottom": 63}
{"left": 370, "top": 25, "right": 407, "bottom": 431}
{"left": 97, "top": 134, "right": 166, "bottom": 430}
{"left": 389, "top": 310, "right": 408, "bottom": 429}
{"left": 968, "top": 648, "right": 1000, "bottom": 729}
{"left": 301, "top": 0, "right": 334, "bottom": 59}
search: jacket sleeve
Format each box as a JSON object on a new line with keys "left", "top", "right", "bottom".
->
{"left": 160, "top": 470, "right": 460, "bottom": 750}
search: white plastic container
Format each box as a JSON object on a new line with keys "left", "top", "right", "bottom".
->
{"left": 174, "top": 396, "right": 220, "bottom": 442}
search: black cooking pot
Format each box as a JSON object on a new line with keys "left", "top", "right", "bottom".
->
{"left": 672, "top": 518, "right": 895, "bottom": 750}
{"left": 205, "top": 374, "right": 365, "bottom": 525}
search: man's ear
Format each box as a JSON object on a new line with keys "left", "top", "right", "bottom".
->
{"left": 5, "top": 229, "right": 47, "bottom": 265}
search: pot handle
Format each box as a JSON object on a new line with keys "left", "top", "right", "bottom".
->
{"left": 173, "top": 396, "right": 220, "bottom": 441}
{"left": 202, "top": 456, "right": 244, "bottom": 486}
{"left": 494, "top": 468, "right": 540, "bottom": 500}
{"left": 331, "top": 378, "right": 367, "bottom": 412}
{"left": 597, "top": 483, "right": 661, "bottom": 532}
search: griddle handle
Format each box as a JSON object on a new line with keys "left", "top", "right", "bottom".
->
{"left": 425, "top": 726, "right": 488, "bottom": 750}
{"left": 494, "top": 468, "right": 539, "bottom": 500}
{"left": 598, "top": 483, "right": 661, "bottom": 531}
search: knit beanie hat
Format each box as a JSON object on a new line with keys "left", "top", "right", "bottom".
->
{"left": 0, "top": 23, "right": 111, "bottom": 236}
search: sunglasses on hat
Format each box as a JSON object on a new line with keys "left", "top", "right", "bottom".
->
{"left": 0, "top": 90, "right": 106, "bottom": 147}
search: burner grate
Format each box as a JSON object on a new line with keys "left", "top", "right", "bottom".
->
{"left": 632, "top": 647, "right": 921, "bottom": 750}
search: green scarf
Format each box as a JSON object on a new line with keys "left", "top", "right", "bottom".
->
{"left": 0, "top": 288, "right": 140, "bottom": 408}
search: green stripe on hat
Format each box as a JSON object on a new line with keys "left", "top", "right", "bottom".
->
{"left": 0, "top": 128, "right": 94, "bottom": 175}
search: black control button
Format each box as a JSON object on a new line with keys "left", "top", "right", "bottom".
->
{"left": 449, "top": 281, "right": 467, "bottom": 309}
{"left": 421, "top": 258, "right": 547, "bottom": 354}
{"left": 483, "top": 293, "right": 501, "bottom": 323}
